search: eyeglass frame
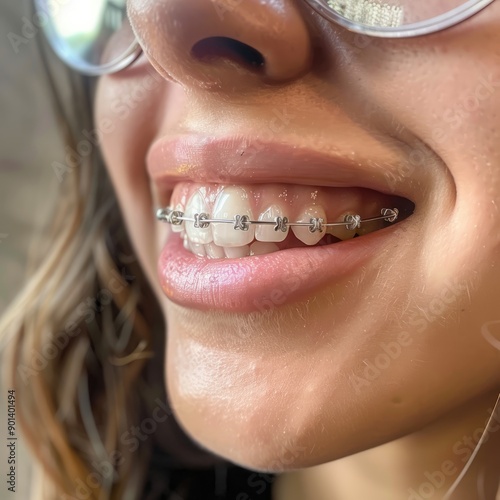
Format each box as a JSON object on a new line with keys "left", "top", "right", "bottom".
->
{"left": 34, "top": 0, "right": 497, "bottom": 77}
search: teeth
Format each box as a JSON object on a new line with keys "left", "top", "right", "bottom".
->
{"left": 171, "top": 203, "right": 185, "bottom": 233}
{"left": 185, "top": 191, "right": 213, "bottom": 244}
{"left": 292, "top": 206, "right": 327, "bottom": 245}
{"left": 326, "top": 212, "right": 358, "bottom": 240}
{"left": 169, "top": 185, "right": 399, "bottom": 259}
{"left": 224, "top": 245, "right": 250, "bottom": 258}
{"left": 212, "top": 187, "right": 255, "bottom": 247}
{"left": 356, "top": 219, "right": 385, "bottom": 236}
{"left": 250, "top": 241, "right": 280, "bottom": 255}
{"left": 189, "top": 242, "right": 206, "bottom": 257}
{"left": 255, "top": 204, "right": 289, "bottom": 243}
{"left": 205, "top": 242, "right": 225, "bottom": 259}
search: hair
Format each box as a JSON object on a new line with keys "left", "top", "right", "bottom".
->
{"left": 3, "top": 4, "right": 496, "bottom": 500}
{"left": 0, "top": 13, "right": 273, "bottom": 500}
{"left": 0, "top": 14, "right": 166, "bottom": 498}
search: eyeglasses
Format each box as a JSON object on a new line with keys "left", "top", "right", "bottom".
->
{"left": 34, "top": 0, "right": 496, "bottom": 76}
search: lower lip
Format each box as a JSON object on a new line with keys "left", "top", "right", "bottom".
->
{"left": 158, "top": 225, "right": 402, "bottom": 313}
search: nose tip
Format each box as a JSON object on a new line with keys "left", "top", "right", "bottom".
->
{"left": 128, "top": 0, "right": 313, "bottom": 88}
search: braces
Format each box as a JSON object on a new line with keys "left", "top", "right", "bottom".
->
{"left": 156, "top": 206, "right": 399, "bottom": 233}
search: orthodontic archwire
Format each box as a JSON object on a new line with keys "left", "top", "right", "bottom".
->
{"left": 156, "top": 206, "right": 399, "bottom": 233}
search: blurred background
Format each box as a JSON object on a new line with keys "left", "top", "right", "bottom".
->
{"left": 0, "top": 1, "right": 61, "bottom": 313}
{"left": 1, "top": 1, "right": 64, "bottom": 496}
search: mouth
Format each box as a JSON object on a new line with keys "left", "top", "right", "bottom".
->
{"left": 158, "top": 182, "right": 411, "bottom": 256}
{"left": 149, "top": 136, "right": 417, "bottom": 312}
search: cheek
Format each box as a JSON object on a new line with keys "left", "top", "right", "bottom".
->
{"left": 343, "top": 23, "right": 500, "bottom": 269}
{"left": 160, "top": 22, "right": 500, "bottom": 469}
{"left": 94, "top": 69, "right": 170, "bottom": 291}
{"left": 95, "top": 70, "right": 165, "bottom": 186}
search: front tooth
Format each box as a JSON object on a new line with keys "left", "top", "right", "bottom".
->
{"left": 326, "top": 212, "right": 358, "bottom": 240}
{"left": 250, "top": 241, "right": 280, "bottom": 255}
{"left": 255, "top": 204, "right": 289, "bottom": 243}
{"left": 205, "top": 242, "right": 225, "bottom": 259}
{"left": 185, "top": 191, "right": 213, "bottom": 244}
{"left": 212, "top": 187, "right": 255, "bottom": 247}
{"left": 224, "top": 245, "right": 250, "bottom": 258}
{"left": 171, "top": 203, "right": 185, "bottom": 233}
{"left": 189, "top": 241, "right": 206, "bottom": 257}
{"left": 292, "top": 206, "right": 327, "bottom": 245}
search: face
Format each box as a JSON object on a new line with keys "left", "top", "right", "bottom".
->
{"left": 95, "top": 0, "right": 500, "bottom": 471}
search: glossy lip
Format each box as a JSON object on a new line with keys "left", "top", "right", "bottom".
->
{"left": 149, "top": 135, "right": 421, "bottom": 312}
{"left": 147, "top": 135, "right": 425, "bottom": 206}
{"left": 158, "top": 220, "right": 407, "bottom": 313}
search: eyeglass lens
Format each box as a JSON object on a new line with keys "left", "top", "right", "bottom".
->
{"left": 318, "top": 0, "right": 480, "bottom": 27}
{"left": 36, "top": 0, "right": 136, "bottom": 69}
{"left": 37, "top": 0, "right": 486, "bottom": 72}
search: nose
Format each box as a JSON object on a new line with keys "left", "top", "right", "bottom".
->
{"left": 128, "top": 0, "right": 313, "bottom": 89}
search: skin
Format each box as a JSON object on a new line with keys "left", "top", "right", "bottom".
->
{"left": 95, "top": 1, "right": 500, "bottom": 498}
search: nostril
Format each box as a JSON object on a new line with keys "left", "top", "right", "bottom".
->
{"left": 191, "top": 36, "right": 265, "bottom": 72}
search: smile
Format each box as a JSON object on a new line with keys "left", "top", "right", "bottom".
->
{"left": 156, "top": 184, "right": 406, "bottom": 258}
{"left": 149, "top": 136, "right": 417, "bottom": 312}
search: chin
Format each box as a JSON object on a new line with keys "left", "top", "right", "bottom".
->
{"left": 161, "top": 290, "right": 495, "bottom": 473}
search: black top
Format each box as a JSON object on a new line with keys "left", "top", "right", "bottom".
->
{"left": 143, "top": 453, "right": 276, "bottom": 500}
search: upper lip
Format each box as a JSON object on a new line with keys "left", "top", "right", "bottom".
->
{"left": 147, "top": 134, "right": 422, "bottom": 206}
